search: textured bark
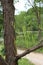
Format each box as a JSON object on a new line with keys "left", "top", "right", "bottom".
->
{"left": 1, "top": 0, "right": 18, "bottom": 65}
{"left": 0, "top": 55, "right": 8, "bottom": 65}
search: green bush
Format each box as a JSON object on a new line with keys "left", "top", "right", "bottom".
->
{"left": 18, "top": 58, "right": 34, "bottom": 65}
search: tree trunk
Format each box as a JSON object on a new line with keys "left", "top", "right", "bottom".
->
{"left": 0, "top": 55, "right": 8, "bottom": 65}
{"left": 33, "top": 5, "right": 41, "bottom": 41}
{"left": 1, "top": 0, "right": 18, "bottom": 65}
{"left": 35, "top": 8, "right": 41, "bottom": 41}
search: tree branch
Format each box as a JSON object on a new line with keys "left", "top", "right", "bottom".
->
{"left": 15, "top": 40, "right": 43, "bottom": 60}
{"left": 0, "top": 55, "right": 8, "bottom": 65}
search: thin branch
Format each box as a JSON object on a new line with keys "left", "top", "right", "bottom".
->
{"left": 27, "top": 0, "right": 34, "bottom": 8}
{"left": 15, "top": 40, "right": 43, "bottom": 60}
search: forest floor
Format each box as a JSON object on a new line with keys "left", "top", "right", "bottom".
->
{"left": 17, "top": 49, "right": 43, "bottom": 65}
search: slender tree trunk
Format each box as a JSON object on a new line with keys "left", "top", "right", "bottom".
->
{"left": 1, "top": 0, "right": 18, "bottom": 65}
{"left": 35, "top": 8, "right": 41, "bottom": 41}
{"left": 33, "top": 5, "right": 41, "bottom": 41}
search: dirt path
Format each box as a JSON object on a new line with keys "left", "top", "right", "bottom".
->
{"left": 17, "top": 49, "right": 43, "bottom": 65}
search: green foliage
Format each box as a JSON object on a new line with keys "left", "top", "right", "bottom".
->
{"left": 15, "top": 7, "right": 43, "bottom": 31}
{"left": 0, "top": 11, "right": 4, "bottom": 37}
{"left": 16, "top": 31, "right": 39, "bottom": 48}
{"left": 15, "top": 7, "right": 43, "bottom": 52}
{"left": 18, "top": 58, "right": 34, "bottom": 65}
{"left": 15, "top": 11, "right": 26, "bottom": 32}
{"left": 35, "top": 0, "right": 43, "bottom": 2}
{"left": 0, "top": 42, "right": 5, "bottom": 56}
